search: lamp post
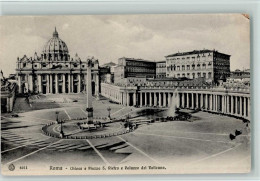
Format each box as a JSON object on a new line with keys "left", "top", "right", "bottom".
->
{"left": 55, "top": 111, "right": 59, "bottom": 123}
{"left": 107, "top": 106, "right": 111, "bottom": 120}
{"left": 59, "top": 119, "right": 65, "bottom": 138}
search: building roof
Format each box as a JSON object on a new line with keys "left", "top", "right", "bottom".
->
{"left": 119, "top": 57, "right": 156, "bottom": 63}
{"left": 165, "top": 49, "right": 230, "bottom": 58}
{"left": 156, "top": 60, "right": 166, "bottom": 63}
{"left": 101, "top": 62, "right": 117, "bottom": 67}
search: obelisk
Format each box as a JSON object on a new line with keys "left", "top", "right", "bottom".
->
{"left": 86, "top": 58, "right": 93, "bottom": 124}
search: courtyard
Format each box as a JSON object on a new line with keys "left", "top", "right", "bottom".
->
{"left": 1, "top": 94, "right": 250, "bottom": 175}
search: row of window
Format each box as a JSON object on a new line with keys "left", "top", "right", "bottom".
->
{"left": 127, "top": 67, "right": 155, "bottom": 73}
{"left": 173, "top": 72, "right": 212, "bottom": 79}
{"left": 167, "top": 63, "right": 212, "bottom": 71}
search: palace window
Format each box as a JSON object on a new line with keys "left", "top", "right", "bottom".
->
{"left": 182, "top": 65, "right": 185, "bottom": 70}
{"left": 197, "top": 64, "right": 200, "bottom": 69}
{"left": 177, "top": 74, "right": 180, "bottom": 78}
{"left": 192, "top": 73, "right": 195, "bottom": 79}
{"left": 202, "top": 63, "right": 206, "bottom": 69}
{"left": 192, "top": 57, "right": 195, "bottom": 61}
{"left": 197, "top": 72, "right": 201, "bottom": 77}
{"left": 21, "top": 75, "right": 25, "bottom": 81}
{"left": 177, "top": 66, "right": 180, "bottom": 71}
{"left": 208, "top": 72, "right": 212, "bottom": 78}
{"left": 203, "top": 73, "right": 206, "bottom": 78}
{"left": 187, "top": 65, "right": 190, "bottom": 70}
{"left": 192, "top": 64, "right": 195, "bottom": 70}
{"left": 182, "top": 73, "right": 185, "bottom": 77}
{"left": 197, "top": 56, "right": 200, "bottom": 61}
{"left": 187, "top": 73, "right": 190, "bottom": 78}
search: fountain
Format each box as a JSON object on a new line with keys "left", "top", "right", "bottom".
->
{"left": 167, "top": 89, "right": 179, "bottom": 117}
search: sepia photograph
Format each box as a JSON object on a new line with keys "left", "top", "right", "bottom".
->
{"left": 0, "top": 14, "right": 250, "bottom": 175}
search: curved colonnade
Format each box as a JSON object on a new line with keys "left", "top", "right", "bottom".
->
{"left": 101, "top": 83, "right": 250, "bottom": 120}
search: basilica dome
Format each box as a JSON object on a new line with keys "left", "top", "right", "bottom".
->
{"left": 42, "top": 28, "right": 70, "bottom": 61}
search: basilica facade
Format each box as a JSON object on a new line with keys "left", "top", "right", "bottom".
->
{"left": 16, "top": 28, "right": 100, "bottom": 95}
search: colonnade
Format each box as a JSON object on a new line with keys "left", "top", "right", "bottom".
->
{"left": 101, "top": 83, "right": 250, "bottom": 120}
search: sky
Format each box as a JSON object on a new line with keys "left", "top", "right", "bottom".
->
{"left": 0, "top": 14, "right": 250, "bottom": 76}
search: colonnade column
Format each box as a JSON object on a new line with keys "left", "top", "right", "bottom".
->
{"left": 191, "top": 93, "right": 194, "bottom": 109}
{"left": 205, "top": 94, "right": 208, "bottom": 110}
{"left": 243, "top": 97, "right": 246, "bottom": 117}
{"left": 248, "top": 98, "right": 251, "bottom": 120}
{"left": 168, "top": 93, "right": 171, "bottom": 107}
{"left": 154, "top": 93, "right": 157, "bottom": 106}
{"left": 150, "top": 92, "right": 152, "bottom": 107}
{"left": 127, "top": 93, "right": 130, "bottom": 106}
{"left": 163, "top": 93, "right": 166, "bottom": 107}
{"left": 158, "top": 93, "right": 161, "bottom": 107}
{"left": 239, "top": 97, "right": 243, "bottom": 116}
{"left": 196, "top": 93, "right": 198, "bottom": 108}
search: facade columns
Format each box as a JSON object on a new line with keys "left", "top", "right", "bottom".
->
{"left": 50, "top": 74, "right": 53, "bottom": 94}
{"left": 55, "top": 74, "right": 58, "bottom": 94}
{"left": 68, "top": 74, "right": 71, "bottom": 93}
{"left": 28, "top": 74, "right": 33, "bottom": 92}
{"left": 62, "top": 74, "right": 66, "bottom": 93}
{"left": 145, "top": 92, "right": 147, "bottom": 106}
{"left": 37, "top": 74, "right": 42, "bottom": 93}
{"left": 168, "top": 93, "right": 171, "bottom": 107}
{"left": 71, "top": 75, "right": 74, "bottom": 93}
{"left": 78, "top": 74, "right": 81, "bottom": 93}
{"left": 46, "top": 74, "right": 50, "bottom": 94}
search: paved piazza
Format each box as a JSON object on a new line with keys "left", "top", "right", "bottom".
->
{"left": 1, "top": 94, "right": 250, "bottom": 174}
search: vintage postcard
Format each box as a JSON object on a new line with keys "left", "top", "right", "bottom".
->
{"left": 0, "top": 14, "right": 250, "bottom": 175}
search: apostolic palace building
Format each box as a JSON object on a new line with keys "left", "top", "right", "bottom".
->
{"left": 15, "top": 28, "right": 100, "bottom": 95}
